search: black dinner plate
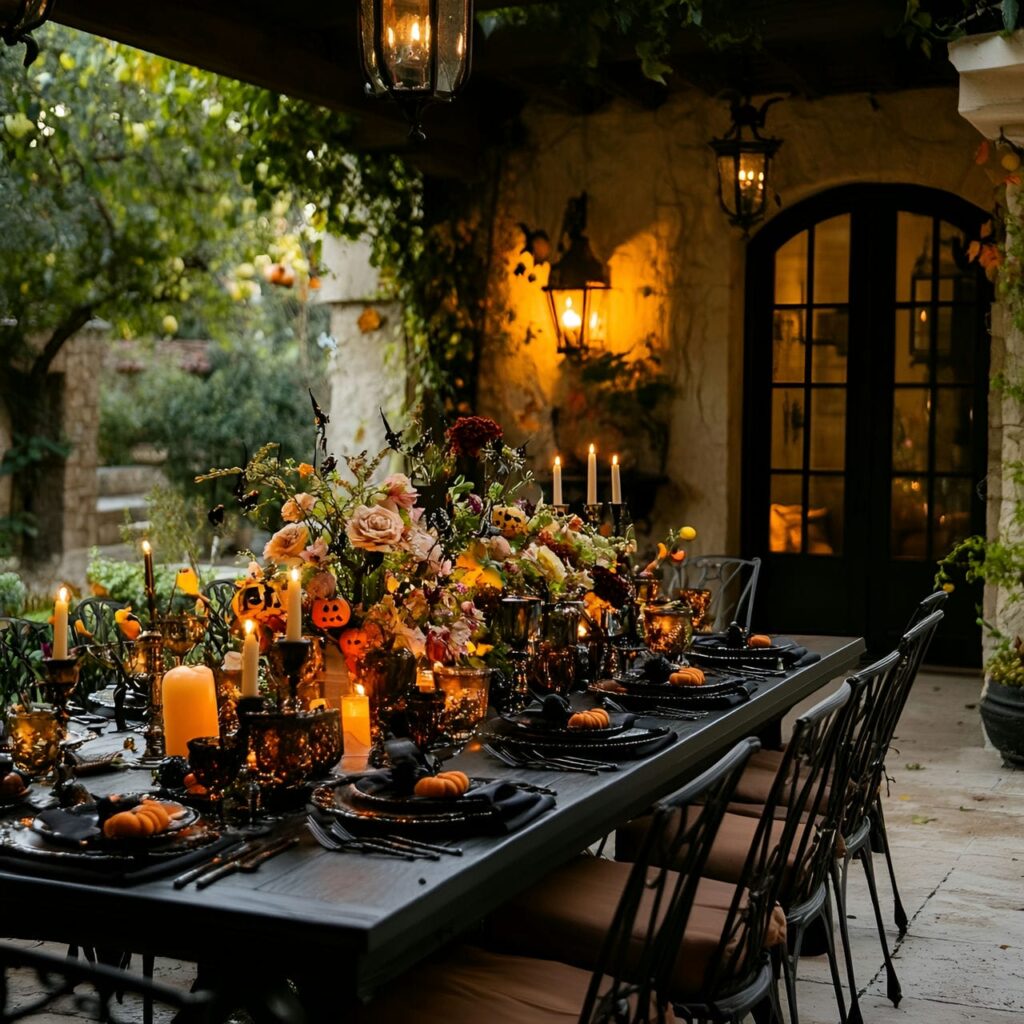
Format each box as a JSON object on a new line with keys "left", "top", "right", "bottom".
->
{"left": 504, "top": 709, "right": 631, "bottom": 738}
{"left": 349, "top": 776, "right": 493, "bottom": 817}
{"left": 313, "top": 782, "right": 496, "bottom": 832}
{"left": 32, "top": 799, "right": 197, "bottom": 848}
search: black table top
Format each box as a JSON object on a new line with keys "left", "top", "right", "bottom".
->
{"left": 0, "top": 634, "right": 863, "bottom": 997}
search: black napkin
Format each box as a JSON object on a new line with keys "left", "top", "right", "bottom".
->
{"left": 513, "top": 702, "right": 637, "bottom": 733}
{"left": 482, "top": 715, "right": 678, "bottom": 760}
{"left": 690, "top": 634, "right": 820, "bottom": 669}
{"left": 0, "top": 831, "right": 238, "bottom": 887}
{"left": 591, "top": 678, "right": 755, "bottom": 711}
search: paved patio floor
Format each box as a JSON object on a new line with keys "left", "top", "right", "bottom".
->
{"left": 4, "top": 667, "right": 1020, "bottom": 1022}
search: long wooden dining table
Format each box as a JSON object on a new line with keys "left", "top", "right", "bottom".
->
{"left": 0, "top": 634, "right": 863, "bottom": 1006}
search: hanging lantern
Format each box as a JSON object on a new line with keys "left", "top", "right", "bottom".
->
{"left": 543, "top": 193, "right": 610, "bottom": 358}
{"left": 0, "top": 0, "right": 54, "bottom": 66}
{"left": 358, "top": 0, "right": 473, "bottom": 142}
{"left": 710, "top": 95, "right": 783, "bottom": 235}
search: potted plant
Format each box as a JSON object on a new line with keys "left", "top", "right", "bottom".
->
{"left": 978, "top": 645, "right": 1024, "bottom": 764}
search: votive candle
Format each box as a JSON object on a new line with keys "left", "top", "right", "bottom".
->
{"left": 611, "top": 455, "right": 622, "bottom": 505}
{"left": 285, "top": 568, "right": 303, "bottom": 641}
{"left": 587, "top": 444, "right": 597, "bottom": 505}
{"left": 241, "top": 619, "right": 259, "bottom": 698}
{"left": 162, "top": 665, "right": 219, "bottom": 757}
{"left": 553, "top": 456, "right": 563, "bottom": 506}
{"left": 341, "top": 684, "right": 372, "bottom": 761}
{"left": 53, "top": 587, "right": 69, "bottom": 660}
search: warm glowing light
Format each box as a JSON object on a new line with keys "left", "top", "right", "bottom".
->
{"left": 355, "top": 683, "right": 366, "bottom": 697}
{"left": 410, "top": 19, "right": 421, "bottom": 43}
{"left": 589, "top": 443, "right": 596, "bottom": 455}
{"left": 244, "top": 619, "right": 254, "bottom": 636}
{"left": 141, "top": 540, "right": 151, "bottom": 554}
{"left": 290, "top": 568, "right": 300, "bottom": 583}
{"left": 58, "top": 586, "right": 68, "bottom": 603}
{"left": 589, "top": 311, "right": 600, "bottom": 330}
{"left": 554, "top": 455, "right": 561, "bottom": 468}
{"left": 387, "top": 26, "right": 395, "bottom": 46}
{"left": 612, "top": 454, "right": 619, "bottom": 466}
{"left": 919, "top": 310, "right": 928, "bottom": 322}
{"left": 561, "top": 297, "right": 582, "bottom": 331}
{"left": 578, "top": 623, "right": 588, "bottom": 638}
{"left": 456, "top": 31, "right": 465, "bottom": 55}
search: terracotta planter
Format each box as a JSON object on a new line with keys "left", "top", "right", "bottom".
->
{"left": 980, "top": 678, "right": 1024, "bottom": 766}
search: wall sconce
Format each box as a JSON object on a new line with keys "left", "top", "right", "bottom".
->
{"left": 543, "top": 192, "right": 610, "bottom": 358}
{"left": 710, "top": 95, "right": 783, "bottom": 236}
{"left": 1, "top": 0, "right": 55, "bottom": 66}
{"left": 358, "top": 0, "right": 473, "bottom": 141}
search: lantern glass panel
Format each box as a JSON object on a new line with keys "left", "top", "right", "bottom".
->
{"left": 382, "top": 0, "right": 432, "bottom": 91}
{"left": 435, "top": 0, "right": 471, "bottom": 96}
{"left": 360, "top": 0, "right": 387, "bottom": 94}
{"left": 552, "top": 289, "right": 586, "bottom": 351}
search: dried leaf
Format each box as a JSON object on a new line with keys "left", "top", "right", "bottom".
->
{"left": 357, "top": 306, "right": 383, "bottom": 333}
{"left": 905, "top": 762, "right": 924, "bottom": 770}
{"left": 976, "top": 140, "right": 991, "bottom": 165}
{"left": 911, "top": 814, "right": 937, "bottom": 825}
{"left": 981, "top": 219, "right": 994, "bottom": 239}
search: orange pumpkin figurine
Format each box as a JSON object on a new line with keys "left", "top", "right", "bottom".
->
{"left": 567, "top": 708, "right": 611, "bottom": 730}
{"left": 747, "top": 634, "right": 772, "bottom": 648}
{"left": 311, "top": 597, "right": 352, "bottom": 631}
{"left": 669, "top": 667, "right": 706, "bottom": 687}
{"left": 414, "top": 771, "right": 471, "bottom": 799}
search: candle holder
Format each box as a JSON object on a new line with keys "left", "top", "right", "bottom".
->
{"left": 267, "top": 635, "right": 324, "bottom": 710}
{"left": 549, "top": 504, "right": 569, "bottom": 518}
{"left": 610, "top": 502, "right": 633, "bottom": 538}
{"left": 496, "top": 596, "right": 543, "bottom": 713}
{"left": 584, "top": 503, "right": 605, "bottom": 531}
{"left": 273, "top": 637, "right": 311, "bottom": 712}
{"left": 158, "top": 613, "right": 207, "bottom": 667}
{"left": 642, "top": 601, "right": 694, "bottom": 657}
{"left": 134, "top": 630, "right": 167, "bottom": 764}
{"left": 41, "top": 653, "right": 81, "bottom": 791}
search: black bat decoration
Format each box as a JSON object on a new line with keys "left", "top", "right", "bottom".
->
{"left": 239, "top": 490, "right": 260, "bottom": 512}
{"left": 380, "top": 408, "right": 405, "bottom": 453}
{"left": 208, "top": 504, "right": 225, "bottom": 527}
{"left": 320, "top": 455, "right": 337, "bottom": 474}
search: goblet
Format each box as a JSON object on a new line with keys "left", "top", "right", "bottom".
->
{"left": 535, "top": 601, "right": 584, "bottom": 696}
{"left": 6, "top": 706, "right": 60, "bottom": 779}
{"left": 642, "top": 602, "right": 694, "bottom": 657}
{"left": 678, "top": 588, "right": 713, "bottom": 634}
{"left": 434, "top": 666, "right": 491, "bottom": 758}
{"left": 41, "top": 654, "right": 81, "bottom": 737}
{"left": 243, "top": 710, "right": 315, "bottom": 791}
{"left": 187, "top": 735, "right": 243, "bottom": 804}
{"left": 359, "top": 646, "right": 417, "bottom": 764}
{"left": 307, "top": 708, "right": 343, "bottom": 776}
{"left": 158, "top": 614, "right": 207, "bottom": 667}
{"left": 272, "top": 637, "right": 312, "bottom": 712}
{"left": 267, "top": 635, "right": 324, "bottom": 710}
{"left": 496, "top": 596, "right": 542, "bottom": 712}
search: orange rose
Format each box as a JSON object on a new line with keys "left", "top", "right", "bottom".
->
{"left": 263, "top": 523, "right": 310, "bottom": 563}
{"left": 282, "top": 492, "right": 316, "bottom": 523}
{"left": 298, "top": 463, "right": 315, "bottom": 478}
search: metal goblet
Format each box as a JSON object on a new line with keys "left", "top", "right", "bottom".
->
{"left": 496, "top": 596, "right": 543, "bottom": 713}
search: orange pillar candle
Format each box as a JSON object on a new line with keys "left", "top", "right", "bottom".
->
{"left": 341, "top": 683, "right": 371, "bottom": 761}
{"left": 162, "top": 665, "right": 219, "bottom": 756}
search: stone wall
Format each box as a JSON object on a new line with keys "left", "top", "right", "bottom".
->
{"left": 478, "top": 86, "right": 992, "bottom": 553}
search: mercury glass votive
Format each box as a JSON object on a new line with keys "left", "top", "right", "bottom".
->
{"left": 642, "top": 603, "right": 694, "bottom": 657}
{"left": 243, "top": 710, "right": 315, "bottom": 790}
{"left": 434, "top": 666, "right": 491, "bottom": 754}
{"left": 678, "top": 588, "right": 714, "bottom": 634}
{"left": 7, "top": 706, "right": 60, "bottom": 779}
{"left": 307, "top": 708, "right": 343, "bottom": 776}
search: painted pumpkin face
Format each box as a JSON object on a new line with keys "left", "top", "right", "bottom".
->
{"left": 311, "top": 597, "right": 351, "bottom": 631}
{"left": 491, "top": 505, "right": 528, "bottom": 539}
{"left": 337, "top": 623, "right": 383, "bottom": 671}
{"left": 232, "top": 580, "right": 284, "bottom": 623}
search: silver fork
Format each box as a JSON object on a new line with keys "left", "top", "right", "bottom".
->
{"left": 329, "top": 820, "right": 440, "bottom": 860}
{"left": 484, "top": 743, "right": 596, "bottom": 774}
{"left": 306, "top": 816, "right": 414, "bottom": 860}
{"left": 527, "top": 748, "right": 618, "bottom": 772}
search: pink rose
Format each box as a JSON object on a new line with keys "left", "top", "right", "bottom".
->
{"left": 263, "top": 523, "right": 310, "bottom": 563}
{"left": 379, "top": 473, "right": 418, "bottom": 512}
{"left": 282, "top": 492, "right": 316, "bottom": 523}
{"left": 346, "top": 503, "right": 405, "bottom": 552}
{"left": 306, "top": 571, "right": 337, "bottom": 600}
{"left": 486, "top": 535, "right": 512, "bottom": 561}
{"left": 301, "top": 537, "right": 329, "bottom": 565}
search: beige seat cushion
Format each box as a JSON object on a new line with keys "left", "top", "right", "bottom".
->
{"left": 487, "top": 856, "right": 786, "bottom": 1001}
{"left": 349, "top": 945, "right": 677, "bottom": 1024}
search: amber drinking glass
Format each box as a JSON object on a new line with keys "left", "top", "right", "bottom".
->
{"left": 7, "top": 707, "right": 60, "bottom": 778}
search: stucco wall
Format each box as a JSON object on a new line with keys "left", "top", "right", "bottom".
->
{"left": 478, "top": 86, "right": 992, "bottom": 553}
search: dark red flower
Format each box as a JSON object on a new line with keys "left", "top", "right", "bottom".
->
{"left": 446, "top": 416, "right": 503, "bottom": 458}
{"left": 591, "top": 566, "right": 634, "bottom": 609}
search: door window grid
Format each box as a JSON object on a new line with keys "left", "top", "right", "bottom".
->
{"left": 769, "top": 216, "right": 850, "bottom": 556}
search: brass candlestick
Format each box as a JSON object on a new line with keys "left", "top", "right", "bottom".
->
{"left": 274, "top": 637, "right": 311, "bottom": 712}
{"left": 134, "top": 629, "right": 166, "bottom": 763}
{"left": 550, "top": 504, "right": 569, "bottom": 517}
{"left": 41, "top": 653, "right": 82, "bottom": 792}
{"left": 610, "top": 502, "right": 632, "bottom": 538}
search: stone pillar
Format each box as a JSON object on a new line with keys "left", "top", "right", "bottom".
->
{"left": 315, "top": 236, "right": 405, "bottom": 459}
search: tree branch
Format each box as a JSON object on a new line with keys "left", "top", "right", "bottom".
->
{"left": 28, "top": 305, "right": 95, "bottom": 383}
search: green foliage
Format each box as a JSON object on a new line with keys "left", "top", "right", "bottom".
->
{"left": 86, "top": 549, "right": 212, "bottom": 611}
{"left": 986, "top": 645, "right": 1024, "bottom": 685}
{"left": 0, "top": 572, "right": 27, "bottom": 616}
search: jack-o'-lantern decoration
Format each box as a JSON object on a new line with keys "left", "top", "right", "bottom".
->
{"left": 338, "top": 623, "right": 384, "bottom": 675}
{"left": 232, "top": 580, "right": 285, "bottom": 624}
{"left": 311, "top": 597, "right": 352, "bottom": 631}
{"left": 491, "top": 505, "right": 528, "bottom": 539}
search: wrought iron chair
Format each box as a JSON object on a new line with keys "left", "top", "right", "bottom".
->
{"left": 828, "top": 608, "right": 944, "bottom": 1021}
{"left": 0, "top": 618, "right": 49, "bottom": 704}
{"left": 685, "top": 556, "right": 761, "bottom": 633}
{"left": 350, "top": 739, "right": 760, "bottom": 1024}
{"left": 202, "top": 578, "right": 239, "bottom": 664}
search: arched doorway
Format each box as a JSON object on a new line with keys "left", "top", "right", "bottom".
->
{"left": 741, "top": 184, "right": 992, "bottom": 666}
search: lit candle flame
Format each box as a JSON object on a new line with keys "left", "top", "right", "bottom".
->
{"left": 410, "top": 19, "right": 421, "bottom": 42}
{"left": 589, "top": 443, "right": 595, "bottom": 455}
{"left": 561, "top": 296, "right": 582, "bottom": 331}
{"left": 554, "top": 455, "right": 561, "bottom": 468}
{"left": 290, "top": 568, "right": 300, "bottom": 583}
{"left": 58, "top": 586, "right": 68, "bottom": 603}
{"left": 387, "top": 26, "right": 395, "bottom": 46}
{"left": 244, "top": 619, "right": 254, "bottom": 636}
{"left": 141, "top": 540, "right": 151, "bottom": 554}
{"left": 612, "top": 454, "right": 619, "bottom": 467}
{"left": 355, "top": 683, "right": 366, "bottom": 696}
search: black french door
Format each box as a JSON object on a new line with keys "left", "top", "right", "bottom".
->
{"left": 741, "top": 185, "right": 991, "bottom": 666}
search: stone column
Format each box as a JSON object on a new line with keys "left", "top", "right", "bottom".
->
{"left": 315, "top": 236, "right": 405, "bottom": 460}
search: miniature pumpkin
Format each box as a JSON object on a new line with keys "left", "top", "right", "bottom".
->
{"left": 491, "top": 505, "right": 529, "bottom": 539}
{"left": 103, "top": 811, "right": 145, "bottom": 839}
{"left": 232, "top": 580, "right": 285, "bottom": 623}
{"left": 567, "top": 708, "right": 611, "bottom": 730}
{"left": 748, "top": 634, "right": 772, "bottom": 648}
{"left": 414, "top": 770, "right": 471, "bottom": 799}
{"left": 337, "top": 624, "right": 383, "bottom": 675}
{"left": 311, "top": 597, "right": 352, "bottom": 631}
{"left": 669, "top": 667, "right": 706, "bottom": 687}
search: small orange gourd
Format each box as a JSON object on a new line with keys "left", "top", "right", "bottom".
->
{"left": 414, "top": 770, "right": 471, "bottom": 799}
{"left": 567, "top": 708, "right": 611, "bottom": 730}
{"left": 748, "top": 634, "right": 772, "bottom": 648}
{"left": 669, "top": 667, "right": 706, "bottom": 687}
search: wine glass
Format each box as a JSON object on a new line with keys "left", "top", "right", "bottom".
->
{"left": 433, "top": 666, "right": 491, "bottom": 759}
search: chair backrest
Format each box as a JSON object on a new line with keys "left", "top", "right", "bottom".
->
{"left": 906, "top": 590, "right": 948, "bottom": 631}
{"left": 837, "top": 608, "right": 942, "bottom": 839}
{"left": 0, "top": 618, "right": 48, "bottom": 703}
{"left": 579, "top": 738, "right": 760, "bottom": 1024}
{"left": 687, "top": 556, "right": 761, "bottom": 633}
{"left": 706, "top": 684, "right": 850, "bottom": 998}
{"left": 72, "top": 598, "right": 127, "bottom": 647}
{"left": 202, "top": 578, "right": 239, "bottom": 663}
